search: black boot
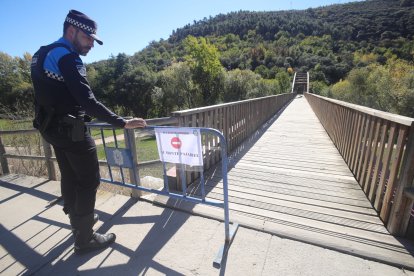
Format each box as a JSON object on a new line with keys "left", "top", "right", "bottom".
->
{"left": 70, "top": 213, "right": 116, "bottom": 254}
{"left": 69, "top": 213, "right": 99, "bottom": 235}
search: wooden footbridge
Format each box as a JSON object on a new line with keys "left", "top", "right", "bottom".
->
{"left": 1, "top": 73, "right": 414, "bottom": 269}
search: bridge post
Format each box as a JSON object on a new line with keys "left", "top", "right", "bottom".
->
{"left": 387, "top": 122, "right": 414, "bottom": 236}
{"left": 0, "top": 136, "right": 10, "bottom": 175}
{"left": 41, "top": 137, "right": 56, "bottom": 180}
{"left": 124, "top": 128, "right": 142, "bottom": 198}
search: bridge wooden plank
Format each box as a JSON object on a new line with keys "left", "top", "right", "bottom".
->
{"left": 238, "top": 154, "right": 352, "bottom": 172}
{"left": 236, "top": 159, "right": 353, "bottom": 178}
{"left": 244, "top": 150, "right": 346, "bottom": 162}
{"left": 220, "top": 163, "right": 359, "bottom": 187}
{"left": 228, "top": 165, "right": 358, "bottom": 187}
{"left": 226, "top": 202, "right": 395, "bottom": 243}
{"left": 193, "top": 182, "right": 381, "bottom": 224}
{"left": 205, "top": 178, "right": 372, "bottom": 211}
{"left": 226, "top": 173, "right": 369, "bottom": 201}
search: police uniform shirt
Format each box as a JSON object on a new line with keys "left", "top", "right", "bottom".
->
{"left": 33, "top": 37, "right": 126, "bottom": 128}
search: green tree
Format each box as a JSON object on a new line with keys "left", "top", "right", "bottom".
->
{"left": 0, "top": 52, "right": 20, "bottom": 108}
{"left": 248, "top": 78, "right": 278, "bottom": 98}
{"left": 327, "top": 59, "right": 414, "bottom": 118}
{"left": 115, "top": 66, "right": 156, "bottom": 117}
{"left": 223, "top": 69, "right": 260, "bottom": 102}
{"left": 347, "top": 67, "right": 371, "bottom": 105}
{"left": 153, "top": 62, "right": 197, "bottom": 116}
{"left": 184, "top": 36, "right": 224, "bottom": 106}
{"left": 0, "top": 52, "right": 34, "bottom": 117}
{"left": 275, "top": 71, "right": 291, "bottom": 93}
{"left": 330, "top": 79, "right": 352, "bottom": 102}
{"left": 387, "top": 59, "right": 414, "bottom": 117}
{"left": 88, "top": 59, "right": 116, "bottom": 110}
{"left": 311, "top": 81, "right": 328, "bottom": 95}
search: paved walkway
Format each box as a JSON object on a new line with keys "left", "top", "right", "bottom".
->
{"left": 0, "top": 174, "right": 413, "bottom": 275}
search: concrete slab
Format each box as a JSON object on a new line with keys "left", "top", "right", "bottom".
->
{"left": 0, "top": 174, "right": 413, "bottom": 275}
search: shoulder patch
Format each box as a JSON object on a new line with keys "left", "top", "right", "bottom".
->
{"left": 76, "top": 65, "right": 87, "bottom": 76}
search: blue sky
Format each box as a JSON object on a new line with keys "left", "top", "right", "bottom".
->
{"left": 1, "top": 0, "right": 357, "bottom": 63}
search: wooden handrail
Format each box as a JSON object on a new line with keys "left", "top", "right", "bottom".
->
{"left": 305, "top": 92, "right": 414, "bottom": 237}
{"left": 171, "top": 95, "right": 290, "bottom": 116}
{"left": 0, "top": 129, "right": 38, "bottom": 135}
{"left": 307, "top": 93, "right": 414, "bottom": 126}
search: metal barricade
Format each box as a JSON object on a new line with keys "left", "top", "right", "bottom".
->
{"left": 89, "top": 123, "right": 239, "bottom": 267}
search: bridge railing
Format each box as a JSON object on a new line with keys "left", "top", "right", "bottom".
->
{"left": 305, "top": 92, "right": 414, "bottom": 237}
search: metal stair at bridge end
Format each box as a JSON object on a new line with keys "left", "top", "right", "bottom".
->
{"left": 292, "top": 72, "right": 309, "bottom": 94}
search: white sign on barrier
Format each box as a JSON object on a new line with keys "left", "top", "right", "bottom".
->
{"left": 155, "top": 127, "right": 203, "bottom": 166}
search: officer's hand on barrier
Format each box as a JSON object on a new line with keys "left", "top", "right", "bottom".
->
{"left": 124, "top": 118, "right": 147, "bottom": 129}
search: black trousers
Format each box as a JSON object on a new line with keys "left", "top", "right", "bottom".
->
{"left": 42, "top": 127, "right": 100, "bottom": 217}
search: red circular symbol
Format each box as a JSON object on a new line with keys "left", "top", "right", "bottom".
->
{"left": 171, "top": 137, "right": 182, "bottom": 149}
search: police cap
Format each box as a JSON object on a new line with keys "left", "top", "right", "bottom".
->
{"left": 65, "top": 10, "right": 103, "bottom": 45}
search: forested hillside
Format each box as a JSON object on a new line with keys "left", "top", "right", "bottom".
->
{"left": 1, "top": 0, "right": 413, "bottom": 120}
{"left": 172, "top": 0, "right": 414, "bottom": 44}
{"left": 143, "top": 0, "right": 413, "bottom": 83}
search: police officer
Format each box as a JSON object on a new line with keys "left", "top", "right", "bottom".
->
{"left": 31, "top": 10, "right": 146, "bottom": 254}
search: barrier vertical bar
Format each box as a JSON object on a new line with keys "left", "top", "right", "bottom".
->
{"left": 101, "top": 127, "right": 114, "bottom": 182}
{"left": 198, "top": 132, "right": 206, "bottom": 201}
{"left": 180, "top": 163, "right": 187, "bottom": 196}
{"left": 213, "top": 128, "right": 239, "bottom": 268}
{"left": 222, "top": 137, "right": 230, "bottom": 242}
